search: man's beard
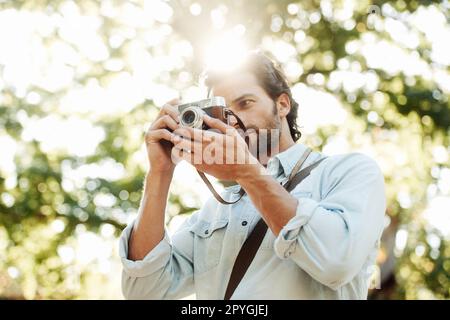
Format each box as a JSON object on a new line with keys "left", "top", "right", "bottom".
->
{"left": 245, "top": 102, "right": 281, "bottom": 160}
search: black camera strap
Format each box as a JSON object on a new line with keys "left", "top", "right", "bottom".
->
{"left": 224, "top": 109, "right": 249, "bottom": 144}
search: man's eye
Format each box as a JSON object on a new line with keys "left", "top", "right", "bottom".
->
{"left": 240, "top": 100, "right": 254, "bottom": 107}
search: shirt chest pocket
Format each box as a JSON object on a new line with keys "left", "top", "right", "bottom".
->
{"left": 189, "top": 219, "right": 228, "bottom": 274}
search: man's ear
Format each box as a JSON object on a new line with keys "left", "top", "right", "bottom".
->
{"left": 276, "top": 93, "right": 291, "bottom": 118}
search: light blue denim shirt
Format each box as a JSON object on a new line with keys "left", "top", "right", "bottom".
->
{"left": 119, "top": 143, "right": 386, "bottom": 299}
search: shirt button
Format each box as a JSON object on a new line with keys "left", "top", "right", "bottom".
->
{"left": 241, "top": 221, "right": 248, "bottom": 226}
{"left": 204, "top": 230, "right": 209, "bottom": 235}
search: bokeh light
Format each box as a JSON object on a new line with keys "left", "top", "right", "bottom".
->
{"left": 0, "top": 0, "right": 449, "bottom": 300}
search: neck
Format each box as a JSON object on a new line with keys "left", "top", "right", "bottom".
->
{"left": 258, "top": 122, "right": 295, "bottom": 166}
{"left": 278, "top": 132, "right": 296, "bottom": 154}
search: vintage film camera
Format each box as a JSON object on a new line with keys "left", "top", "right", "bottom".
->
{"left": 177, "top": 96, "right": 227, "bottom": 130}
{"left": 176, "top": 96, "right": 249, "bottom": 205}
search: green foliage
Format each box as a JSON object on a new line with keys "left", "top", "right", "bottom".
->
{"left": 0, "top": 0, "right": 449, "bottom": 299}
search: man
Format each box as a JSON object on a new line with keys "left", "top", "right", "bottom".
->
{"left": 119, "top": 52, "right": 386, "bottom": 299}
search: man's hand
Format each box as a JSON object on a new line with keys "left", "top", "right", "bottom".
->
{"left": 171, "top": 114, "right": 264, "bottom": 181}
{"left": 145, "top": 98, "right": 181, "bottom": 174}
{"left": 129, "top": 99, "right": 182, "bottom": 261}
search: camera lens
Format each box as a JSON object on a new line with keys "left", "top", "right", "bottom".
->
{"left": 182, "top": 110, "right": 196, "bottom": 125}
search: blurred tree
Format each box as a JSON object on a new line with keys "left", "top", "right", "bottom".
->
{"left": 0, "top": 0, "right": 448, "bottom": 299}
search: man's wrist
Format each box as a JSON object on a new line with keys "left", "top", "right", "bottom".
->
{"left": 144, "top": 169, "right": 173, "bottom": 196}
{"left": 235, "top": 162, "right": 266, "bottom": 185}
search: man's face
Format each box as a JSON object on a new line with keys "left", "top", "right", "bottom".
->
{"left": 210, "top": 72, "right": 281, "bottom": 158}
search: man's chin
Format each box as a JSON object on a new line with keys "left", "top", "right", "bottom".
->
{"left": 245, "top": 128, "right": 281, "bottom": 162}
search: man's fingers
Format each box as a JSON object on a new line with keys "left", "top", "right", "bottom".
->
{"left": 151, "top": 115, "right": 179, "bottom": 131}
{"left": 160, "top": 99, "right": 181, "bottom": 122}
{"left": 173, "top": 137, "right": 204, "bottom": 154}
{"left": 174, "top": 126, "right": 215, "bottom": 143}
{"left": 202, "top": 114, "right": 233, "bottom": 134}
{"left": 171, "top": 146, "right": 194, "bottom": 164}
{"left": 170, "top": 145, "right": 184, "bottom": 165}
{"left": 145, "top": 129, "right": 176, "bottom": 144}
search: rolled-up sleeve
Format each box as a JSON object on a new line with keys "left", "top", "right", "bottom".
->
{"left": 274, "top": 153, "right": 386, "bottom": 290}
{"left": 119, "top": 214, "right": 197, "bottom": 300}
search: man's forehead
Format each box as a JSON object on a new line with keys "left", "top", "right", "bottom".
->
{"left": 210, "top": 72, "right": 263, "bottom": 100}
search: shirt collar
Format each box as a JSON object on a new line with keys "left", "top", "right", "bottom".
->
{"left": 267, "top": 143, "right": 309, "bottom": 177}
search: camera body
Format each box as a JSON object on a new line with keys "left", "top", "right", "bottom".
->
{"left": 178, "top": 96, "right": 227, "bottom": 130}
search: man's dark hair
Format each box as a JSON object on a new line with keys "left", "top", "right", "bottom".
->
{"left": 203, "top": 51, "right": 301, "bottom": 142}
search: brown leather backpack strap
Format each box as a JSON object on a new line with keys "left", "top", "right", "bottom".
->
{"left": 283, "top": 156, "right": 327, "bottom": 192}
{"left": 288, "top": 148, "right": 312, "bottom": 181}
{"left": 223, "top": 154, "right": 327, "bottom": 299}
{"left": 224, "top": 218, "right": 268, "bottom": 300}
